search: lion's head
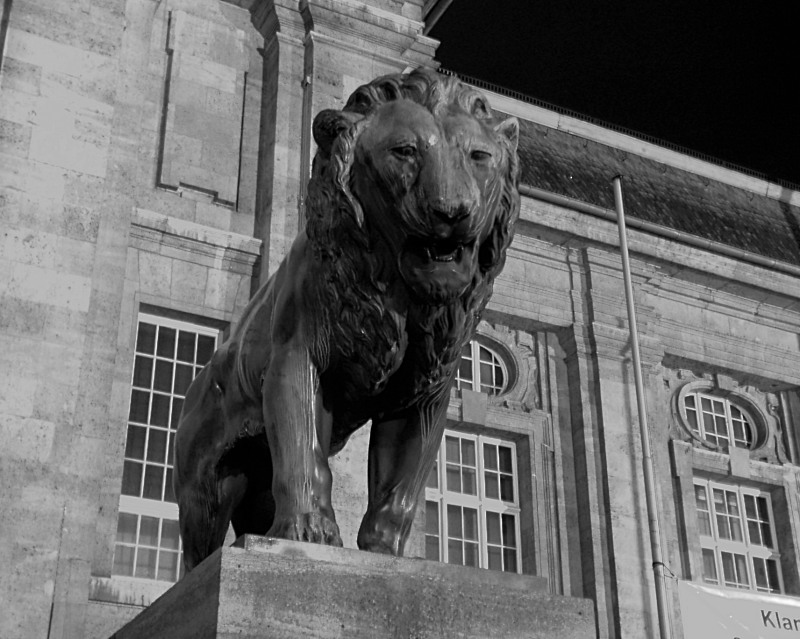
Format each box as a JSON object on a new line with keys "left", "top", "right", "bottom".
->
{"left": 308, "top": 69, "right": 520, "bottom": 306}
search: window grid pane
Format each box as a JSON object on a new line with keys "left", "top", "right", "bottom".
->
{"left": 701, "top": 548, "right": 718, "bottom": 585}
{"left": 114, "top": 314, "right": 218, "bottom": 583}
{"left": 728, "top": 405, "right": 752, "bottom": 448}
{"left": 425, "top": 430, "right": 520, "bottom": 574}
{"left": 695, "top": 484, "right": 712, "bottom": 537}
{"left": 455, "top": 343, "right": 473, "bottom": 391}
{"left": 712, "top": 488, "right": 743, "bottom": 542}
{"left": 694, "top": 479, "right": 782, "bottom": 594}
{"left": 455, "top": 340, "right": 507, "bottom": 396}
{"left": 685, "top": 392, "right": 754, "bottom": 451}
{"left": 444, "top": 435, "right": 477, "bottom": 496}
{"left": 425, "top": 500, "right": 440, "bottom": 561}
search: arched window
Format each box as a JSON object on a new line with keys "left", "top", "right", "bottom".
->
{"left": 682, "top": 390, "right": 756, "bottom": 452}
{"left": 455, "top": 340, "right": 508, "bottom": 396}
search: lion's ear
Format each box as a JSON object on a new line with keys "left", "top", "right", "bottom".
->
{"left": 494, "top": 116, "right": 519, "bottom": 154}
{"left": 313, "top": 110, "right": 363, "bottom": 155}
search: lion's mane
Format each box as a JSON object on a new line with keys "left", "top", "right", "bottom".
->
{"left": 303, "top": 69, "right": 520, "bottom": 436}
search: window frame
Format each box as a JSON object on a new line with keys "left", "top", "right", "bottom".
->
{"left": 683, "top": 390, "right": 756, "bottom": 452}
{"left": 113, "top": 312, "right": 220, "bottom": 583}
{"left": 673, "top": 382, "right": 768, "bottom": 454}
{"left": 455, "top": 339, "right": 509, "bottom": 396}
{"left": 693, "top": 478, "right": 784, "bottom": 594}
{"left": 424, "top": 429, "right": 522, "bottom": 574}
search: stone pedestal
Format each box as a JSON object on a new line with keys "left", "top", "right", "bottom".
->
{"left": 109, "top": 536, "right": 595, "bottom": 638}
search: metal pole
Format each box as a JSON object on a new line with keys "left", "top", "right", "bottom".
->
{"left": 612, "top": 176, "right": 672, "bottom": 639}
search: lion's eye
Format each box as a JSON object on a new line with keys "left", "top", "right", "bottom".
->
{"left": 470, "top": 149, "right": 492, "bottom": 162}
{"left": 392, "top": 145, "right": 416, "bottom": 159}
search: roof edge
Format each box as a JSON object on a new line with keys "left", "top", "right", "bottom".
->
{"left": 441, "top": 68, "right": 800, "bottom": 200}
{"left": 519, "top": 183, "right": 800, "bottom": 279}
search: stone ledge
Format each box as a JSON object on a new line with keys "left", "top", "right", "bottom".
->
{"left": 109, "top": 536, "right": 595, "bottom": 638}
{"left": 89, "top": 576, "right": 172, "bottom": 608}
{"left": 131, "top": 208, "right": 261, "bottom": 274}
{"left": 132, "top": 208, "right": 262, "bottom": 259}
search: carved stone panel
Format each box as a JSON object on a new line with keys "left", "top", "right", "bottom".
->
{"left": 158, "top": 10, "right": 248, "bottom": 207}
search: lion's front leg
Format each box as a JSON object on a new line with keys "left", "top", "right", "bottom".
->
{"left": 263, "top": 343, "right": 342, "bottom": 547}
{"left": 357, "top": 395, "right": 449, "bottom": 556}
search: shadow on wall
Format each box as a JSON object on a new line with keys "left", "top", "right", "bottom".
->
{"left": 0, "top": 0, "right": 12, "bottom": 70}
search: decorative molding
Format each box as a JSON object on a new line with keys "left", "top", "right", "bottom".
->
{"left": 131, "top": 208, "right": 261, "bottom": 274}
{"left": 668, "top": 370, "right": 788, "bottom": 465}
{"left": 473, "top": 322, "right": 539, "bottom": 412}
{"left": 156, "top": 10, "right": 249, "bottom": 208}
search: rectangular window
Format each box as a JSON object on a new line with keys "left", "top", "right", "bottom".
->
{"left": 694, "top": 479, "right": 783, "bottom": 593}
{"left": 425, "top": 430, "right": 521, "bottom": 573}
{"left": 113, "top": 313, "right": 218, "bottom": 582}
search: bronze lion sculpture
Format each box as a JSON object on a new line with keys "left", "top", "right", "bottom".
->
{"left": 173, "top": 69, "right": 520, "bottom": 571}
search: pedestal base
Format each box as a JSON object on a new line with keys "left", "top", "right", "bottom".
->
{"left": 109, "top": 536, "right": 595, "bottom": 638}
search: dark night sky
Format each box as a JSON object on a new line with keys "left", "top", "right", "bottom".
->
{"left": 430, "top": 1, "right": 800, "bottom": 186}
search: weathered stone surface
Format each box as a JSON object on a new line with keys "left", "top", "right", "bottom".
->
{"left": 4, "top": 1, "right": 800, "bottom": 639}
{"left": 110, "top": 537, "right": 595, "bottom": 639}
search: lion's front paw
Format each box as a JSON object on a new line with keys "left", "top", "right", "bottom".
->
{"left": 268, "top": 512, "right": 343, "bottom": 547}
{"left": 357, "top": 511, "right": 405, "bottom": 556}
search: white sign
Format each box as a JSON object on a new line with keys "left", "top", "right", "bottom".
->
{"left": 679, "top": 580, "right": 800, "bottom": 638}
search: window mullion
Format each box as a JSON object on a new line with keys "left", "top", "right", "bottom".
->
{"left": 712, "top": 547, "right": 723, "bottom": 585}
{"left": 476, "top": 437, "right": 486, "bottom": 569}
{"left": 438, "top": 446, "right": 448, "bottom": 562}
{"left": 723, "top": 399, "right": 734, "bottom": 448}
{"left": 737, "top": 491, "right": 749, "bottom": 547}
{"left": 471, "top": 342, "right": 480, "bottom": 392}
{"left": 478, "top": 502, "right": 487, "bottom": 569}
{"left": 476, "top": 435, "right": 485, "bottom": 502}
{"left": 706, "top": 481, "right": 721, "bottom": 542}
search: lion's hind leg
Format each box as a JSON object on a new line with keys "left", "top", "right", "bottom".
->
{"left": 176, "top": 471, "right": 244, "bottom": 572}
{"left": 225, "top": 433, "right": 277, "bottom": 538}
{"left": 174, "top": 368, "right": 246, "bottom": 573}
{"left": 178, "top": 438, "right": 272, "bottom": 571}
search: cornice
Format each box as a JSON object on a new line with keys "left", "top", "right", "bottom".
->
{"left": 482, "top": 87, "right": 800, "bottom": 208}
{"left": 130, "top": 208, "right": 262, "bottom": 274}
{"left": 300, "top": 0, "right": 432, "bottom": 62}
{"left": 519, "top": 197, "right": 800, "bottom": 307}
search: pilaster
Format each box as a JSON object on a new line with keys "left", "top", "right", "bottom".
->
{"left": 558, "top": 323, "right": 618, "bottom": 639}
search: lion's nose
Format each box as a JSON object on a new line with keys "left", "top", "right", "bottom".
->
{"left": 432, "top": 201, "right": 470, "bottom": 222}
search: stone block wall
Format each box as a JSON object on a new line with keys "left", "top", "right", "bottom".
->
{"left": 4, "top": 1, "right": 800, "bottom": 639}
{"left": 1, "top": 2, "right": 132, "bottom": 637}
{"left": 0, "top": 0, "right": 263, "bottom": 636}
{"left": 0, "top": 1, "right": 438, "bottom": 637}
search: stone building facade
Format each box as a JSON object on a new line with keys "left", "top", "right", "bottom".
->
{"left": 2, "top": 1, "right": 800, "bottom": 638}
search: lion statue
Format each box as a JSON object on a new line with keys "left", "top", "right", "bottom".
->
{"left": 173, "top": 69, "right": 520, "bottom": 571}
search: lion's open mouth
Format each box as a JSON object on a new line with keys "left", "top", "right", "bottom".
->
{"left": 429, "top": 238, "right": 464, "bottom": 262}
{"left": 399, "top": 236, "right": 477, "bottom": 302}
{"left": 406, "top": 237, "right": 469, "bottom": 264}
